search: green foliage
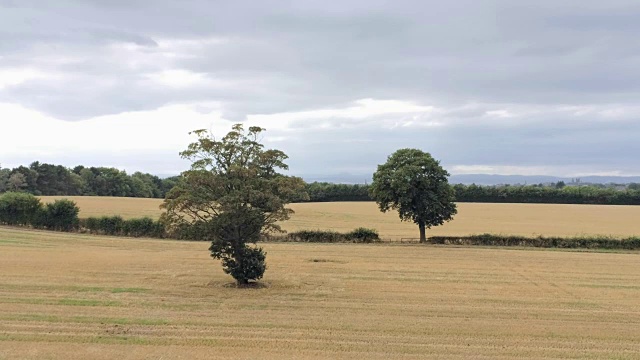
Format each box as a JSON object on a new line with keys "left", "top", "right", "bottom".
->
{"left": 213, "top": 245, "right": 267, "bottom": 284}
{"left": 80, "top": 216, "right": 165, "bottom": 238}
{"left": 7, "top": 173, "right": 27, "bottom": 192}
{"left": 303, "top": 182, "right": 371, "bottom": 202}
{"left": 9, "top": 166, "right": 38, "bottom": 193}
{"left": 81, "top": 217, "right": 101, "bottom": 233}
{"left": 286, "top": 230, "right": 346, "bottom": 242}
{"left": 0, "top": 166, "right": 9, "bottom": 192}
{"left": 122, "top": 217, "right": 165, "bottom": 238}
{"left": 0, "top": 192, "right": 42, "bottom": 226}
{"left": 345, "top": 227, "right": 380, "bottom": 243}
{"left": 285, "top": 228, "right": 381, "bottom": 243}
{"left": 370, "top": 149, "right": 457, "bottom": 242}
{"left": 98, "top": 216, "right": 125, "bottom": 235}
{"left": 36, "top": 199, "right": 80, "bottom": 231}
{"left": 300, "top": 182, "right": 640, "bottom": 205}
{"left": 162, "top": 124, "right": 307, "bottom": 285}
{"left": 429, "top": 234, "right": 640, "bottom": 250}
{"left": 0, "top": 193, "right": 79, "bottom": 231}
{"left": 168, "top": 221, "right": 210, "bottom": 241}
{"left": 0, "top": 162, "right": 177, "bottom": 198}
{"left": 452, "top": 184, "right": 640, "bottom": 205}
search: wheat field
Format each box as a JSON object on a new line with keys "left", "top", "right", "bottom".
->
{"left": 41, "top": 196, "right": 640, "bottom": 239}
{"left": 1, "top": 226, "right": 639, "bottom": 359}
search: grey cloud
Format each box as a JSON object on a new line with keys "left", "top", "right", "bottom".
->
{"left": 1, "top": 0, "right": 639, "bottom": 176}
{"left": 269, "top": 108, "right": 640, "bottom": 179}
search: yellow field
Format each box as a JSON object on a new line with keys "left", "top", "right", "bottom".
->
{"left": 1, "top": 226, "right": 639, "bottom": 359}
{"left": 41, "top": 196, "right": 640, "bottom": 239}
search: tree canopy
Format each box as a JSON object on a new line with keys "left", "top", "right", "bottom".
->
{"left": 161, "top": 124, "right": 307, "bottom": 285}
{"left": 370, "top": 149, "right": 457, "bottom": 242}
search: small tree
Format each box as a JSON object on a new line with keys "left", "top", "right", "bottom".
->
{"left": 370, "top": 149, "right": 457, "bottom": 243}
{"left": 161, "top": 124, "right": 307, "bottom": 285}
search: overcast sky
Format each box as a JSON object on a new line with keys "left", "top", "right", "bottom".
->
{"left": 1, "top": 0, "right": 639, "bottom": 180}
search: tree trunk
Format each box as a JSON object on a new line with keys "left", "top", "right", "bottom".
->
{"left": 418, "top": 222, "right": 426, "bottom": 243}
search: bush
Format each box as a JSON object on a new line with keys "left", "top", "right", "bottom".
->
{"left": 0, "top": 192, "right": 42, "bottom": 226}
{"left": 98, "top": 215, "right": 125, "bottom": 235}
{"left": 287, "top": 230, "right": 346, "bottom": 243}
{"left": 36, "top": 199, "right": 80, "bottom": 231}
{"left": 345, "top": 227, "right": 380, "bottom": 243}
{"left": 80, "top": 216, "right": 166, "bottom": 238}
{"left": 80, "top": 217, "right": 101, "bottom": 233}
{"left": 122, "top": 217, "right": 165, "bottom": 238}
{"left": 284, "top": 228, "right": 381, "bottom": 243}
{"left": 428, "top": 234, "right": 640, "bottom": 250}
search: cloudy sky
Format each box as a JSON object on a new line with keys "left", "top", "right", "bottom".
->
{"left": 1, "top": 0, "right": 639, "bottom": 180}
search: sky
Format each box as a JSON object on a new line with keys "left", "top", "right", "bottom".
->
{"left": 1, "top": 0, "right": 639, "bottom": 181}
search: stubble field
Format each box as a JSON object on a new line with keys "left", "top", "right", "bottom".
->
{"left": 41, "top": 196, "right": 640, "bottom": 238}
{"left": 1, "top": 226, "right": 640, "bottom": 359}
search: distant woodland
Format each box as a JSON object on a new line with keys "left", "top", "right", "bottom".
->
{"left": 0, "top": 162, "right": 178, "bottom": 198}
{"left": 2, "top": 162, "right": 640, "bottom": 205}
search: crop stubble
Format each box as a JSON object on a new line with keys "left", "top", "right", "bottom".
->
{"left": 1, "top": 227, "right": 640, "bottom": 359}
{"left": 41, "top": 196, "right": 640, "bottom": 238}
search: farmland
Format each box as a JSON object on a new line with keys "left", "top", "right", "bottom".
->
{"left": 41, "top": 196, "right": 640, "bottom": 239}
{"left": 1, "top": 226, "right": 640, "bottom": 359}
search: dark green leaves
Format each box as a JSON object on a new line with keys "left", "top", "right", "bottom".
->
{"left": 162, "top": 124, "right": 307, "bottom": 284}
{"left": 370, "top": 149, "right": 457, "bottom": 241}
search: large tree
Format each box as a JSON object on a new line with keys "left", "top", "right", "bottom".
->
{"left": 370, "top": 149, "right": 457, "bottom": 243}
{"left": 161, "top": 124, "right": 306, "bottom": 285}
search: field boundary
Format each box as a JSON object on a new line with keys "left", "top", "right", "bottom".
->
{"left": 2, "top": 225, "right": 640, "bottom": 252}
{"left": 262, "top": 233, "right": 640, "bottom": 250}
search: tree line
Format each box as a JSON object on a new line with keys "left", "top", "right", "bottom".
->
{"left": 0, "top": 162, "right": 179, "bottom": 198}
{"left": 2, "top": 162, "right": 640, "bottom": 206}
{"left": 303, "top": 182, "right": 640, "bottom": 205}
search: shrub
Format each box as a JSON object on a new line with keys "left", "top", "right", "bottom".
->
{"left": 36, "top": 199, "right": 80, "bottom": 231}
{"left": 287, "top": 230, "right": 345, "bottom": 242}
{"left": 80, "top": 217, "right": 101, "bottom": 233}
{"left": 428, "top": 234, "right": 640, "bottom": 250}
{"left": 122, "top": 217, "right": 165, "bottom": 238}
{"left": 0, "top": 192, "right": 42, "bottom": 226}
{"left": 81, "top": 216, "right": 166, "bottom": 238}
{"left": 285, "top": 228, "right": 381, "bottom": 243}
{"left": 98, "top": 215, "right": 125, "bottom": 236}
{"left": 345, "top": 227, "right": 380, "bottom": 243}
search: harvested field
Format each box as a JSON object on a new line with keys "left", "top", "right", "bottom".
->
{"left": 1, "top": 226, "right": 640, "bottom": 359}
{"left": 41, "top": 197, "right": 640, "bottom": 239}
